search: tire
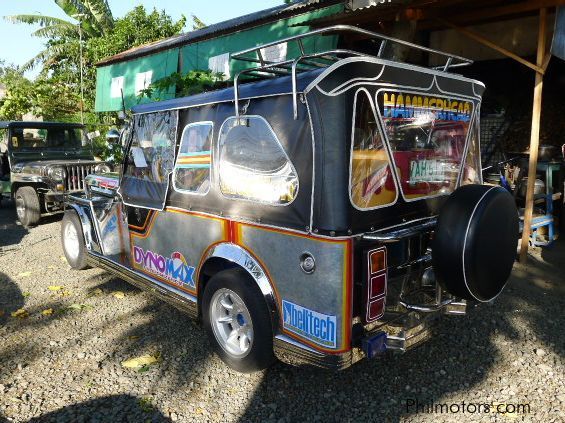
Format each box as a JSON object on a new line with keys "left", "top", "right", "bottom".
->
{"left": 15, "top": 186, "right": 41, "bottom": 227}
{"left": 61, "top": 211, "right": 89, "bottom": 270}
{"left": 202, "top": 268, "right": 276, "bottom": 373}
{"left": 433, "top": 184, "right": 519, "bottom": 302}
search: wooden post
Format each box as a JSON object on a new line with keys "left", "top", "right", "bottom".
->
{"left": 519, "top": 8, "right": 548, "bottom": 262}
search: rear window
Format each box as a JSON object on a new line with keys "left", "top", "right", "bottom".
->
{"left": 350, "top": 89, "right": 398, "bottom": 210}
{"left": 377, "top": 91, "right": 474, "bottom": 201}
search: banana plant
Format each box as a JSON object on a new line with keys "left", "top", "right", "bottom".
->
{"left": 4, "top": 0, "right": 114, "bottom": 71}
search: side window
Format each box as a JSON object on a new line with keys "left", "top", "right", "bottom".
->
{"left": 119, "top": 110, "right": 177, "bottom": 210}
{"left": 218, "top": 116, "right": 298, "bottom": 205}
{"left": 173, "top": 122, "right": 213, "bottom": 195}
{"left": 350, "top": 89, "right": 398, "bottom": 210}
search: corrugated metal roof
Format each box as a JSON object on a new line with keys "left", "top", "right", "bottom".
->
{"left": 96, "top": 0, "right": 336, "bottom": 67}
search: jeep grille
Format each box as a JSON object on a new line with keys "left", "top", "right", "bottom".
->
{"left": 64, "top": 164, "right": 95, "bottom": 191}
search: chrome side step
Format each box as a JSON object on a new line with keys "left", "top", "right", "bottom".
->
{"left": 87, "top": 253, "right": 199, "bottom": 319}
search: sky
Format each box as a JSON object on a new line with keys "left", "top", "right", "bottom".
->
{"left": 0, "top": 0, "right": 283, "bottom": 78}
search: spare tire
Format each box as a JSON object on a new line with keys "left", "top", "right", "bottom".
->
{"left": 433, "top": 184, "right": 518, "bottom": 302}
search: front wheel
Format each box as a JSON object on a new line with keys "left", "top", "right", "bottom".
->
{"left": 202, "top": 269, "right": 276, "bottom": 373}
{"left": 61, "top": 211, "right": 89, "bottom": 270}
{"left": 15, "top": 186, "right": 41, "bottom": 227}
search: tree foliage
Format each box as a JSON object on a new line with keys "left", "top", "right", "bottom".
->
{"left": 85, "top": 6, "right": 186, "bottom": 65}
{"left": 5, "top": 0, "right": 114, "bottom": 71}
{"left": 139, "top": 70, "right": 226, "bottom": 101}
{"left": 0, "top": 62, "right": 81, "bottom": 121}
{"left": 4, "top": 4, "right": 186, "bottom": 159}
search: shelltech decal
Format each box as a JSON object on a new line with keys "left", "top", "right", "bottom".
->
{"left": 133, "top": 247, "right": 196, "bottom": 289}
{"left": 283, "top": 300, "right": 337, "bottom": 349}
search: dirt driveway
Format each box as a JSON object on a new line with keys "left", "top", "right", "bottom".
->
{"left": 0, "top": 200, "right": 563, "bottom": 422}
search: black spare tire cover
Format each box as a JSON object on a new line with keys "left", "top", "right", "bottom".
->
{"left": 433, "top": 184, "right": 518, "bottom": 302}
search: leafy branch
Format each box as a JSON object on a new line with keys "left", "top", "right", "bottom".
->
{"left": 138, "top": 70, "right": 227, "bottom": 101}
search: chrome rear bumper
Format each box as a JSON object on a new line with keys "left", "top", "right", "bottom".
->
{"left": 273, "top": 298, "right": 466, "bottom": 370}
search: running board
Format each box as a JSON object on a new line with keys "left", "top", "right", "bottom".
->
{"left": 87, "top": 253, "right": 199, "bottom": 319}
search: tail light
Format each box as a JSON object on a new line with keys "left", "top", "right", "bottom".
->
{"left": 365, "top": 248, "right": 387, "bottom": 323}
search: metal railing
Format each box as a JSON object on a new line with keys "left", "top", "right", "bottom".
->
{"left": 230, "top": 25, "right": 474, "bottom": 119}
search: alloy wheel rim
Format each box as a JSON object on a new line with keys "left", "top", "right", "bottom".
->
{"left": 210, "top": 288, "right": 253, "bottom": 358}
{"left": 63, "top": 222, "right": 80, "bottom": 261}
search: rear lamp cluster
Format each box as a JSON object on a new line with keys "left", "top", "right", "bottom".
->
{"left": 366, "top": 248, "right": 387, "bottom": 323}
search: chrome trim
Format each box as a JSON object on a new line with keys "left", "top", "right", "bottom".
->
{"left": 273, "top": 335, "right": 352, "bottom": 370}
{"left": 200, "top": 243, "right": 280, "bottom": 332}
{"left": 363, "top": 218, "right": 437, "bottom": 242}
{"left": 399, "top": 298, "right": 454, "bottom": 313}
{"left": 360, "top": 313, "right": 437, "bottom": 356}
{"left": 444, "top": 301, "right": 467, "bottom": 315}
{"left": 63, "top": 163, "right": 95, "bottom": 191}
{"left": 66, "top": 202, "right": 95, "bottom": 251}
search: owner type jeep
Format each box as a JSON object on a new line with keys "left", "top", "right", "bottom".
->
{"left": 61, "top": 26, "right": 519, "bottom": 372}
{"left": 0, "top": 121, "right": 111, "bottom": 227}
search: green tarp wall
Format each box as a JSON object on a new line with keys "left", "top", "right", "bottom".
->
{"left": 95, "top": 4, "right": 343, "bottom": 112}
{"left": 95, "top": 49, "right": 179, "bottom": 112}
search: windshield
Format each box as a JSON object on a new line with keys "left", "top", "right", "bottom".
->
{"left": 377, "top": 91, "right": 474, "bottom": 201}
{"left": 9, "top": 127, "right": 88, "bottom": 151}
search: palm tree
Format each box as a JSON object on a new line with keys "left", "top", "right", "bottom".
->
{"left": 5, "top": 0, "right": 114, "bottom": 71}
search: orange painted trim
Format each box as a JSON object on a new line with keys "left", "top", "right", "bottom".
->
{"left": 342, "top": 239, "right": 353, "bottom": 348}
{"left": 128, "top": 210, "right": 154, "bottom": 232}
{"left": 129, "top": 211, "right": 159, "bottom": 240}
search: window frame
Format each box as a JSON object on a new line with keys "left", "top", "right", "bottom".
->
{"left": 349, "top": 88, "right": 400, "bottom": 211}
{"left": 216, "top": 115, "right": 300, "bottom": 207}
{"left": 172, "top": 121, "right": 214, "bottom": 196}
{"left": 457, "top": 106, "right": 483, "bottom": 187}
{"left": 374, "top": 88, "right": 477, "bottom": 203}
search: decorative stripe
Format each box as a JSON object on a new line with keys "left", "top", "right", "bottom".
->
{"left": 177, "top": 157, "right": 211, "bottom": 164}
{"left": 176, "top": 164, "right": 211, "bottom": 169}
{"left": 179, "top": 150, "right": 211, "bottom": 157}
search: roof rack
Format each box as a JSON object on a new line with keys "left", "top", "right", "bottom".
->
{"left": 230, "top": 25, "right": 473, "bottom": 119}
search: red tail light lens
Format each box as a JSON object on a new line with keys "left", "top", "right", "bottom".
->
{"left": 366, "top": 248, "right": 387, "bottom": 322}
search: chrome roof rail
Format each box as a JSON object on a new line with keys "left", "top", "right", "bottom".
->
{"left": 230, "top": 25, "right": 473, "bottom": 119}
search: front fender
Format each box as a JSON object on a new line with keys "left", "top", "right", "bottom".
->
{"left": 66, "top": 202, "right": 98, "bottom": 252}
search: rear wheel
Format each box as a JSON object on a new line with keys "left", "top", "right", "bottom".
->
{"left": 61, "top": 211, "right": 89, "bottom": 270}
{"left": 202, "top": 269, "right": 275, "bottom": 373}
{"left": 15, "top": 187, "right": 41, "bottom": 227}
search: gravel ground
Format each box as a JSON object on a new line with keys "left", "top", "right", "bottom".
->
{"left": 0, "top": 200, "right": 564, "bottom": 423}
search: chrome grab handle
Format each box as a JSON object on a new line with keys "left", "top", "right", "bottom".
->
{"left": 363, "top": 218, "right": 437, "bottom": 243}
